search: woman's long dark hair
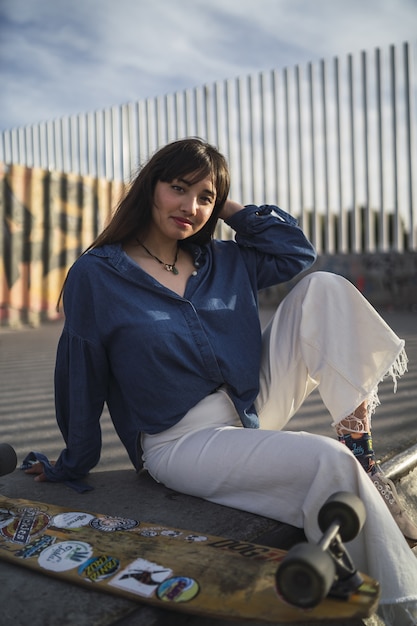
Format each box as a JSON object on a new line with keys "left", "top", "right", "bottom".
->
{"left": 89, "top": 137, "right": 230, "bottom": 249}
{"left": 57, "top": 138, "right": 230, "bottom": 309}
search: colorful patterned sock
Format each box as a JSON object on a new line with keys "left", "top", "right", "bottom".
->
{"left": 338, "top": 433, "right": 377, "bottom": 474}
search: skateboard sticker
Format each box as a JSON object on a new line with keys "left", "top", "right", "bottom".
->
{"left": 38, "top": 540, "right": 93, "bottom": 572}
{"left": 157, "top": 576, "right": 200, "bottom": 602}
{"left": 138, "top": 526, "right": 182, "bottom": 538}
{"left": 160, "top": 529, "right": 183, "bottom": 538}
{"left": 1, "top": 506, "right": 50, "bottom": 544}
{"left": 78, "top": 555, "right": 120, "bottom": 582}
{"left": 109, "top": 557, "right": 172, "bottom": 597}
{"left": 184, "top": 534, "right": 207, "bottom": 542}
{"left": 139, "top": 528, "right": 160, "bottom": 537}
{"left": 0, "top": 508, "right": 14, "bottom": 529}
{"left": 90, "top": 515, "right": 139, "bottom": 532}
{"left": 15, "top": 535, "right": 56, "bottom": 559}
{"left": 52, "top": 512, "right": 95, "bottom": 529}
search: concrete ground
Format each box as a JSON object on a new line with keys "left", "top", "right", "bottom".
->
{"left": 0, "top": 308, "right": 416, "bottom": 625}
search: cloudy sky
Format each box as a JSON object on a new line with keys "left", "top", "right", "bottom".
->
{"left": 1, "top": 0, "right": 416, "bottom": 132}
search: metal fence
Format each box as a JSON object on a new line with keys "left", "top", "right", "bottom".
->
{"left": 2, "top": 41, "right": 416, "bottom": 255}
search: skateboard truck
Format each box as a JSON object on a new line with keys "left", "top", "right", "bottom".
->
{"left": 275, "top": 492, "right": 366, "bottom": 609}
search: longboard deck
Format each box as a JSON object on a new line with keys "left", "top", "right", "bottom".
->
{"left": 0, "top": 496, "right": 379, "bottom": 623}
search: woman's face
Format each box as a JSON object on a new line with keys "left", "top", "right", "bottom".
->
{"left": 150, "top": 174, "right": 217, "bottom": 242}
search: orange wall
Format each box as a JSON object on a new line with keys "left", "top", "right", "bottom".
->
{"left": 0, "top": 163, "right": 124, "bottom": 327}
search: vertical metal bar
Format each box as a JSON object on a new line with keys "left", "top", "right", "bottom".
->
{"left": 222, "top": 80, "right": 231, "bottom": 162}
{"left": 78, "top": 113, "right": 90, "bottom": 176}
{"left": 204, "top": 84, "right": 211, "bottom": 141}
{"left": 104, "top": 108, "right": 113, "bottom": 180}
{"left": 120, "top": 104, "right": 128, "bottom": 181}
{"left": 52, "top": 119, "right": 61, "bottom": 172}
{"left": 111, "top": 106, "right": 120, "bottom": 181}
{"left": 170, "top": 92, "right": 179, "bottom": 141}
{"left": 40, "top": 122, "right": 48, "bottom": 171}
{"left": 84, "top": 113, "right": 91, "bottom": 177}
{"left": 362, "top": 50, "right": 371, "bottom": 251}
{"left": 260, "top": 72, "right": 268, "bottom": 204}
{"left": 18, "top": 128, "right": 25, "bottom": 167}
{"left": 247, "top": 74, "right": 255, "bottom": 202}
{"left": 51, "top": 120, "right": 61, "bottom": 171}
{"left": 403, "top": 42, "right": 415, "bottom": 250}
{"left": 184, "top": 89, "right": 193, "bottom": 137}
{"left": 194, "top": 85, "right": 206, "bottom": 140}
{"left": 0, "top": 131, "right": 5, "bottom": 163}
{"left": 45, "top": 120, "right": 51, "bottom": 169}
{"left": 60, "top": 118, "right": 66, "bottom": 173}
{"left": 213, "top": 81, "right": 221, "bottom": 149}
{"left": 76, "top": 115, "right": 83, "bottom": 176}
{"left": 191, "top": 87, "right": 199, "bottom": 137}
{"left": 174, "top": 91, "right": 182, "bottom": 139}
{"left": 48, "top": 120, "right": 55, "bottom": 171}
{"left": 295, "top": 65, "right": 305, "bottom": 227}
{"left": 320, "top": 58, "right": 331, "bottom": 252}
{"left": 68, "top": 116, "right": 75, "bottom": 174}
{"left": 390, "top": 45, "right": 400, "bottom": 251}
{"left": 33, "top": 125, "right": 38, "bottom": 170}
{"left": 308, "top": 62, "right": 318, "bottom": 250}
{"left": 126, "top": 102, "right": 134, "bottom": 178}
{"left": 137, "top": 99, "right": 148, "bottom": 166}
{"left": 95, "top": 110, "right": 104, "bottom": 179}
{"left": 236, "top": 76, "right": 245, "bottom": 203}
{"left": 177, "top": 90, "right": 185, "bottom": 138}
{"left": 189, "top": 88, "right": 197, "bottom": 138}
{"left": 284, "top": 67, "right": 291, "bottom": 214}
{"left": 117, "top": 105, "right": 125, "bottom": 181}
{"left": 10, "top": 129, "right": 18, "bottom": 165}
{"left": 85, "top": 112, "right": 94, "bottom": 178}
{"left": 77, "top": 113, "right": 84, "bottom": 176}
{"left": 375, "top": 48, "right": 388, "bottom": 251}
{"left": 348, "top": 54, "right": 358, "bottom": 252}
{"left": 149, "top": 98, "right": 160, "bottom": 152}
{"left": 161, "top": 95, "right": 169, "bottom": 146}
{"left": 6, "top": 130, "right": 13, "bottom": 164}
{"left": 271, "top": 70, "right": 279, "bottom": 205}
{"left": 25, "top": 126, "right": 33, "bottom": 168}
{"left": 334, "top": 57, "right": 346, "bottom": 252}
{"left": 163, "top": 94, "right": 172, "bottom": 144}
{"left": 154, "top": 96, "right": 163, "bottom": 148}
{"left": 130, "top": 101, "right": 140, "bottom": 173}
{"left": 225, "top": 79, "right": 237, "bottom": 199}
{"left": 68, "top": 115, "right": 75, "bottom": 174}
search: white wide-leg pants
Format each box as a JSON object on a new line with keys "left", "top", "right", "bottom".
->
{"left": 142, "top": 272, "right": 417, "bottom": 623}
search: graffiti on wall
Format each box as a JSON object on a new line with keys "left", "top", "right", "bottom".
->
{"left": 1, "top": 163, "right": 416, "bottom": 328}
{"left": 259, "top": 251, "right": 417, "bottom": 311}
{"left": 0, "top": 163, "right": 123, "bottom": 326}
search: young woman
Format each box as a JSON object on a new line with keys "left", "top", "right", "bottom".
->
{"left": 26, "top": 138, "right": 417, "bottom": 624}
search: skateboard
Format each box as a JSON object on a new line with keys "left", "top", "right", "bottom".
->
{"left": 0, "top": 484, "right": 379, "bottom": 623}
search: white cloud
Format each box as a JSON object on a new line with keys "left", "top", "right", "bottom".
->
{"left": 0, "top": 0, "right": 416, "bottom": 130}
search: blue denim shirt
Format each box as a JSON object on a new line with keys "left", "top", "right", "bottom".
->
{"left": 49, "top": 205, "right": 316, "bottom": 481}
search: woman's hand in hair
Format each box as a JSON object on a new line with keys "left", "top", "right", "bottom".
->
{"left": 218, "top": 200, "right": 244, "bottom": 220}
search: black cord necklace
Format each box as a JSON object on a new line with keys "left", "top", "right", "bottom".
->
{"left": 136, "top": 239, "right": 179, "bottom": 275}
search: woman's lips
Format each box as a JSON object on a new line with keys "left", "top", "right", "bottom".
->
{"left": 172, "top": 216, "right": 193, "bottom": 227}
